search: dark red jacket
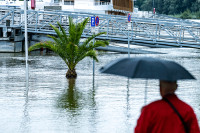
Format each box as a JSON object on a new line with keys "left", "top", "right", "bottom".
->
{"left": 135, "top": 94, "right": 200, "bottom": 133}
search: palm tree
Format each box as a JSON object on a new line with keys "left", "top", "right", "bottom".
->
{"left": 29, "top": 17, "right": 109, "bottom": 78}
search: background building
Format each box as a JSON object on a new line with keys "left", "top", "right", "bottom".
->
{"left": 0, "top": 0, "right": 134, "bottom": 15}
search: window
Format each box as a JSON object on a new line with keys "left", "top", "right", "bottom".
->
{"left": 95, "top": 0, "right": 110, "bottom": 2}
{"left": 54, "top": 0, "right": 59, "bottom": 4}
{"left": 64, "top": 0, "right": 74, "bottom": 5}
{"left": 95, "top": 0, "right": 111, "bottom": 5}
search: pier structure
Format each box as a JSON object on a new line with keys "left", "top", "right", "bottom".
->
{"left": 0, "top": 7, "right": 200, "bottom": 53}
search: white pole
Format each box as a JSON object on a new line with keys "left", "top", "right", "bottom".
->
{"left": 24, "top": 0, "right": 28, "bottom": 62}
{"left": 93, "top": 36, "right": 95, "bottom": 77}
{"left": 24, "top": 0, "right": 29, "bottom": 90}
{"left": 128, "top": 31, "right": 130, "bottom": 58}
{"left": 144, "top": 79, "right": 148, "bottom": 105}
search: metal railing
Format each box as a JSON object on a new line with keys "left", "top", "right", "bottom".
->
{"left": 0, "top": 7, "right": 200, "bottom": 48}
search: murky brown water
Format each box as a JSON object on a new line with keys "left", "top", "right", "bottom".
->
{"left": 0, "top": 47, "right": 200, "bottom": 133}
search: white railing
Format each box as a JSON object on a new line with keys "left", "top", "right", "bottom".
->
{"left": 95, "top": 2, "right": 110, "bottom": 6}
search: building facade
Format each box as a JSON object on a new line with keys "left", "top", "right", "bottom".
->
{"left": 0, "top": 0, "right": 134, "bottom": 15}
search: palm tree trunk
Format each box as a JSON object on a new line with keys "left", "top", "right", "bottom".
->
{"left": 66, "top": 69, "right": 77, "bottom": 79}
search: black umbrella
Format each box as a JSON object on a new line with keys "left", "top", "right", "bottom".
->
{"left": 100, "top": 57, "right": 195, "bottom": 81}
{"left": 100, "top": 57, "right": 195, "bottom": 104}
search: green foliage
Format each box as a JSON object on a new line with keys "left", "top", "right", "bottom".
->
{"left": 172, "top": 14, "right": 182, "bottom": 18}
{"left": 141, "top": 0, "right": 152, "bottom": 11}
{"left": 29, "top": 17, "right": 109, "bottom": 73}
{"left": 180, "top": 9, "right": 192, "bottom": 19}
{"left": 134, "top": 0, "right": 144, "bottom": 10}
{"left": 172, "top": 10, "right": 200, "bottom": 19}
{"left": 135, "top": 0, "right": 200, "bottom": 15}
{"left": 195, "top": 11, "right": 200, "bottom": 19}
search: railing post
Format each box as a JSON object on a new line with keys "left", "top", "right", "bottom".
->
{"left": 35, "top": 11, "right": 38, "bottom": 32}
{"left": 158, "top": 23, "right": 161, "bottom": 39}
{"left": 12, "top": 9, "right": 14, "bottom": 25}
{"left": 179, "top": 22, "right": 182, "bottom": 44}
{"left": 93, "top": 36, "right": 95, "bottom": 77}
{"left": 131, "top": 20, "right": 134, "bottom": 40}
{"left": 183, "top": 27, "right": 185, "bottom": 41}
{"left": 155, "top": 21, "right": 158, "bottom": 43}
{"left": 128, "top": 30, "right": 130, "bottom": 58}
{"left": 107, "top": 18, "right": 109, "bottom": 39}
{"left": 60, "top": 14, "right": 62, "bottom": 23}
{"left": 135, "top": 21, "right": 137, "bottom": 39}
{"left": 0, "top": 8, "right": 1, "bottom": 24}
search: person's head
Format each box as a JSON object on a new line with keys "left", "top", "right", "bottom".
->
{"left": 159, "top": 80, "right": 178, "bottom": 97}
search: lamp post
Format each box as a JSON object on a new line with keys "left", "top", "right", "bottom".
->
{"left": 24, "top": 0, "right": 29, "bottom": 90}
{"left": 153, "top": 0, "right": 154, "bottom": 9}
{"left": 153, "top": 0, "right": 155, "bottom": 17}
{"left": 24, "top": 0, "right": 28, "bottom": 63}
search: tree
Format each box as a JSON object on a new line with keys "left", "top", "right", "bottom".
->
{"left": 155, "top": 0, "right": 164, "bottom": 14}
{"left": 141, "top": 0, "right": 152, "bottom": 11}
{"left": 191, "top": 0, "right": 200, "bottom": 12}
{"left": 28, "top": 17, "right": 109, "bottom": 79}
{"left": 196, "top": 10, "right": 200, "bottom": 19}
{"left": 162, "top": 0, "right": 171, "bottom": 15}
{"left": 134, "top": 0, "right": 144, "bottom": 10}
{"left": 169, "top": 0, "right": 182, "bottom": 14}
{"left": 180, "top": 9, "right": 192, "bottom": 19}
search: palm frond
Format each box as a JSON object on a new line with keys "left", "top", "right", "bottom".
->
{"left": 68, "top": 17, "right": 76, "bottom": 41}
{"left": 28, "top": 41, "right": 57, "bottom": 52}
{"left": 81, "top": 32, "right": 107, "bottom": 48}
{"left": 68, "top": 17, "right": 89, "bottom": 46}
{"left": 57, "top": 22, "right": 69, "bottom": 43}
{"left": 75, "top": 50, "right": 98, "bottom": 65}
{"left": 49, "top": 23, "right": 62, "bottom": 37}
{"left": 49, "top": 23, "right": 65, "bottom": 43}
{"left": 74, "top": 18, "right": 89, "bottom": 45}
{"left": 47, "top": 35, "right": 62, "bottom": 46}
{"left": 93, "top": 40, "right": 109, "bottom": 48}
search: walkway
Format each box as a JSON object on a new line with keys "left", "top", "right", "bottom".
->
{"left": 0, "top": 7, "right": 200, "bottom": 49}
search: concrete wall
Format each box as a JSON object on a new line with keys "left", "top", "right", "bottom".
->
{"left": 0, "top": 26, "right": 23, "bottom": 53}
{"left": 0, "top": 41, "right": 22, "bottom": 52}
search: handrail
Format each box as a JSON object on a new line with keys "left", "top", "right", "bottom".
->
{"left": 1, "top": 7, "right": 200, "bottom": 48}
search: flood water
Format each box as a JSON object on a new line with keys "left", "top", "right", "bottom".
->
{"left": 0, "top": 47, "right": 200, "bottom": 133}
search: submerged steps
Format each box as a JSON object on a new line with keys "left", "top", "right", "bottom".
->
{"left": 96, "top": 45, "right": 163, "bottom": 54}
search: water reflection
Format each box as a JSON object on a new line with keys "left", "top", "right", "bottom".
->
{"left": 0, "top": 48, "right": 200, "bottom": 132}
{"left": 126, "top": 78, "right": 131, "bottom": 121}
{"left": 20, "top": 89, "right": 30, "bottom": 133}
{"left": 57, "top": 79, "right": 83, "bottom": 112}
{"left": 57, "top": 78, "right": 97, "bottom": 113}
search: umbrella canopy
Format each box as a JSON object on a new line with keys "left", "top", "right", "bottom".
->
{"left": 100, "top": 57, "right": 195, "bottom": 81}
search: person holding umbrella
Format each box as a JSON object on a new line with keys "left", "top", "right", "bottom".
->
{"left": 100, "top": 57, "right": 200, "bottom": 133}
{"left": 135, "top": 80, "right": 200, "bottom": 133}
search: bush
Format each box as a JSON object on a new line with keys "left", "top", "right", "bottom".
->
{"left": 180, "top": 9, "right": 192, "bottom": 19}
{"left": 196, "top": 11, "right": 200, "bottom": 19}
